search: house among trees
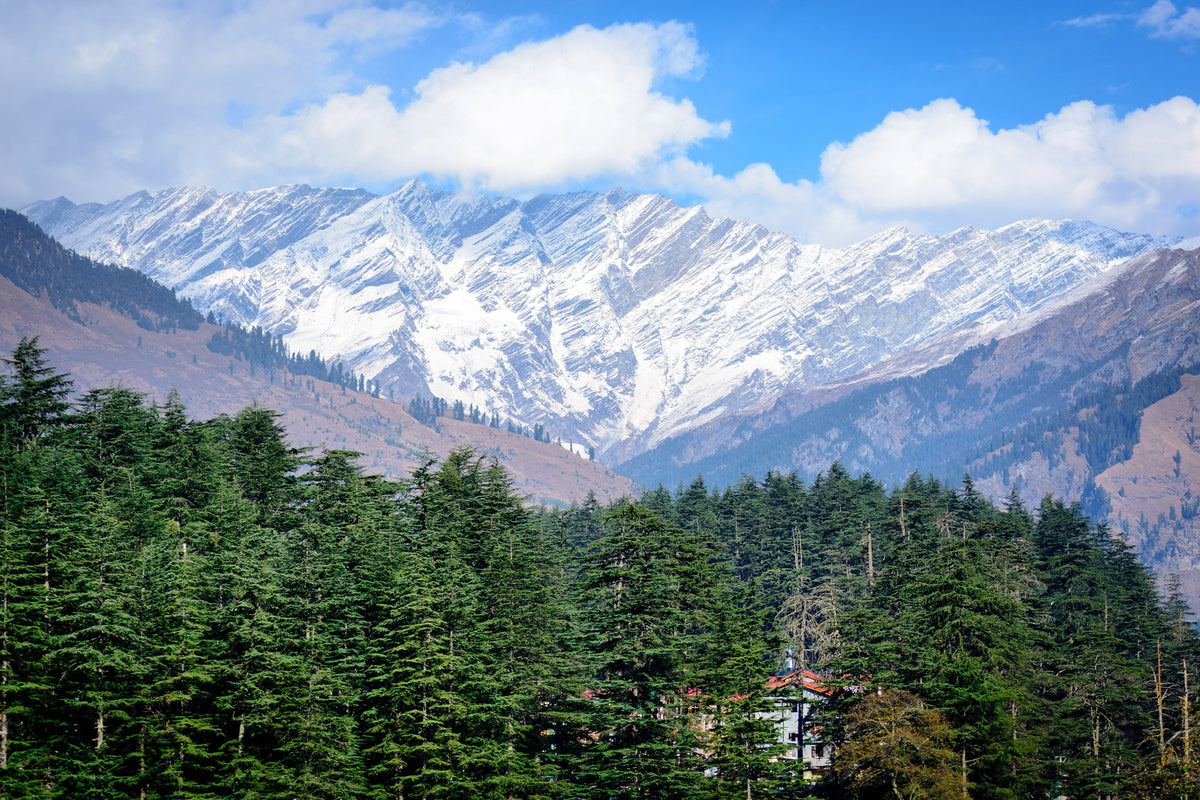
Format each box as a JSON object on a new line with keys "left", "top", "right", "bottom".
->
{"left": 763, "top": 667, "right": 833, "bottom": 777}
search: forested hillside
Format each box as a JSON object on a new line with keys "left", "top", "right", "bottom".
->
{"left": 0, "top": 209, "right": 203, "bottom": 332}
{"left": 3, "top": 338, "right": 1199, "bottom": 799}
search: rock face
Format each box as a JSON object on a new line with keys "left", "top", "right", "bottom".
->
{"left": 24, "top": 181, "right": 1176, "bottom": 463}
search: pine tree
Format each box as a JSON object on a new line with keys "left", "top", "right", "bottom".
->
{"left": 281, "top": 449, "right": 380, "bottom": 799}
{"left": 703, "top": 585, "right": 790, "bottom": 799}
{"left": 224, "top": 404, "right": 302, "bottom": 521}
{"left": 0, "top": 338, "right": 77, "bottom": 796}
{"left": 0, "top": 338, "right": 73, "bottom": 447}
{"left": 52, "top": 480, "right": 151, "bottom": 797}
{"left": 575, "top": 502, "right": 707, "bottom": 800}
{"left": 207, "top": 477, "right": 297, "bottom": 799}
{"left": 140, "top": 515, "right": 223, "bottom": 799}
{"left": 461, "top": 460, "right": 576, "bottom": 798}
{"left": 0, "top": 477, "right": 63, "bottom": 799}
{"left": 364, "top": 550, "right": 466, "bottom": 800}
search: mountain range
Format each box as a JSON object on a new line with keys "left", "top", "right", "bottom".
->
{"left": 16, "top": 183, "right": 1200, "bottom": 604}
{"left": 0, "top": 208, "right": 635, "bottom": 506}
{"left": 24, "top": 183, "right": 1178, "bottom": 460}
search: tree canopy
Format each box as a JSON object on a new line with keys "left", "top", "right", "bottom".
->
{"left": 2, "top": 341, "right": 1198, "bottom": 799}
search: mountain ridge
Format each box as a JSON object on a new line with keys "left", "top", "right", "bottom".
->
{"left": 616, "top": 243, "right": 1200, "bottom": 603}
{"left": 0, "top": 212, "right": 635, "bottom": 505}
{"left": 23, "top": 182, "right": 1178, "bottom": 466}
{"left": 15, "top": 184, "right": 1200, "bottom": 604}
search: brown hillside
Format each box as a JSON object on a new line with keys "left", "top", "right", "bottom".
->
{"left": 0, "top": 273, "right": 636, "bottom": 506}
{"left": 1097, "top": 374, "right": 1200, "bottom": 597}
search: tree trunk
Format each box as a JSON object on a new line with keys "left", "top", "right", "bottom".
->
{"left": 792, "top": 526, "right": 802, "bottom": 574}
{"left": 96, "top": 695, "right": 105, "bottom": 750}
{"left": 139, "top": 724, "right": 147, "bottom": 800}
{"left": 1156, "top": 639, "right": 1166, "bottom": 761}
{"left": 1011, "top": 700, "right": 1018, "bottom": 777}
{"left": 1185, "top": 659, "right": 1192, "bottom": 763}
{"left": 865, "top": 521, "right": 874, "bottom": 588}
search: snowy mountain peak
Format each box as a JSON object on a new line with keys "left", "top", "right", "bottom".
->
{"left": 22, "top": 182, "right": 1180, "bottom": 462}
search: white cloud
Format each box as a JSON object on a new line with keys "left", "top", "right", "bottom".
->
{"left": 655, "top": 95, "right": 1200, "bottom": 247}
{"left": 0, "top": 0, "right": 443, "bottom": 204}
{"left": 257, "top": 21, "right": 730, "bottom": 192}
{"left": 1062, "top": 12, "right": 1131, "bottom": 28}
{"left": 652, "top": 95, "right": 1200, "bottom": 246}
{"left": 1061, "top": 2, "right": 1200, "bottom": 39}
{"left": 0, "top": 7, "right": 729, "bottom": 206}
{"left": 2, "top": 2, "right": 1198, "bottom": 250}
{"left": 1139, "top": 0, "right": 1200, "bottom": 38}
{"left": 795, "top": 96, "right": 1200, "bottom": 241}
{"left": 655, "top": 159, "right": 879, "bottom": 247}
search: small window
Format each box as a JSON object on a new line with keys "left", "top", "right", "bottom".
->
{"left": 788, "top": 732, "right": 799, "bottom": 741}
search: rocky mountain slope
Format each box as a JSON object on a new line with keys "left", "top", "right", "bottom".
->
{"left": 623, "top": 244, "right": 1200, "bottom": 601}
{"left": 16, "top": 185, "right": 1200, "bottom": 605}
{"left": 23, "top": 183, "right": 1176, "bottom": 465}
{"left": 0, "top": 211, "right": 634, "bottom": 505}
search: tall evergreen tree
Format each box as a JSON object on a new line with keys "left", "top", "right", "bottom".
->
{"left": 575, "top": 503, "right": 709, "bottom": 800}
{"left": 703, "top": 585, "right": 790, "bottom": 799}
{"left": 365, "top": 550, "right": 466, "bottom": 800}
{"left": 459, "top": 460, "right": 575, "bottom": 798}
{"left": 0, "top": 337, "right": 72, "bottom": 447}
{"left": 207, "top": 477, "right": 297, "bottom": 800}
{"left": 0, "top": 478, "right": 63, "bottom": 799}
{"left": 280, "top": 449, "right": 377, "bottom": 800}
{"left": 224, "top": 405, "right": 302, "bottom": 521}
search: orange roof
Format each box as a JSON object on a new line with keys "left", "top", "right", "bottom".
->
{"left": 765, "top": 669, "right": 831, "bottom": 696}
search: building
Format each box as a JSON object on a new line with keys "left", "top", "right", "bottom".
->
{"left": 763, "top": 668, "right": 833, "bottom": 778}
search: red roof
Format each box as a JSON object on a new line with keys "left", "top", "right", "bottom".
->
{"left": 765, "top": 669, "right": 831, "bottom": 696}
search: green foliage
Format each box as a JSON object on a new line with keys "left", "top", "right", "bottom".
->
{"left": 206, "top": 322, "right": 374, "bottom": 395}
{"left": 0, "top": 337, "right": 73, "bottom": 446}
{"left": 1, "top": 342, "right": 1198, "bottom": 800}
{"left": 703, "top": 586, "right": 790, "bottom": 799}
{"left": 574, "top": 503, "right": 710, "bottom": 799}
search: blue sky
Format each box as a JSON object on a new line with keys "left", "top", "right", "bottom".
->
{"left": 3, "top": 1, "right": 1198, "bottom": 245}
{"left": 449, "top": 1, "right": 1198, "bottom": 181}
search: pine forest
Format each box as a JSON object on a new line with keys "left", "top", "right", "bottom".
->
{"left": 3, "top": 336, "right": 1200, "bottom": 800}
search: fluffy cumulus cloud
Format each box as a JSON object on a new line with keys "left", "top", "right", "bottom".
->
{"left": 659, "top": 95, "right": 1200, "bottom": 245}
{"left": 260, "top": 21, "right": 729, "bottom": 191}
{"left": 808, "top": 96, "right": 1200, "bottom": 239}
{"left": 0, "top": 3, "right": 728, "bottom": 205}
{"left": 0, "top": 0, "right": 442, "bottom": 204}
{"left": 3, "top": 1, "right": 1199, "bottom": 248}
{"left": 656, "top": 159, "right": 882, "bottom": 247}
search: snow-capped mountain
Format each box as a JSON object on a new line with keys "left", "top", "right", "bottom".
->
{"left": 23, "top": 182, "right": 1178, "bottom": 462}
